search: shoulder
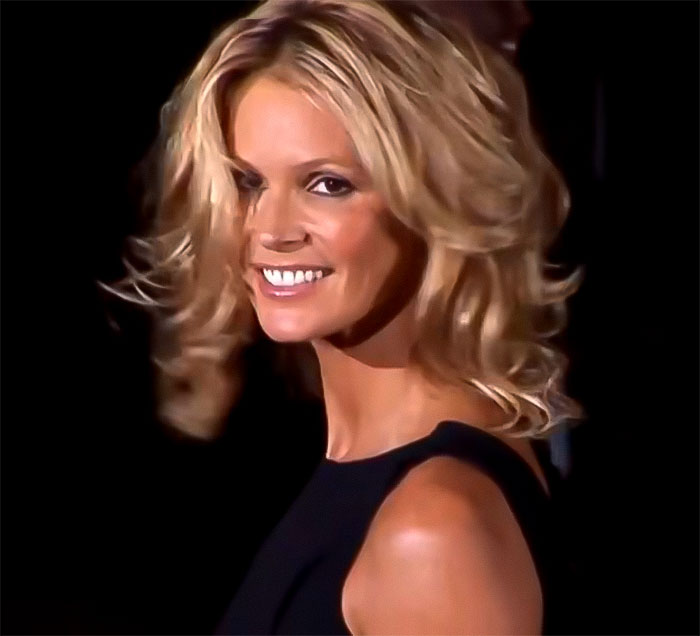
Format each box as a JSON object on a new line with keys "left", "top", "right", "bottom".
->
{"left": 342, "top": 456, "right": 543, "bottom": 635}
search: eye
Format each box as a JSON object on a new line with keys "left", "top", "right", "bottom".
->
{"left": 307, "top": 175, "right": 355, "bottom": 197}
{"left": 233, "top": 169, "right": 264, "bottom": 192}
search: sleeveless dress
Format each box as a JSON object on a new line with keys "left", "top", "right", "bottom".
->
{"left": 216, "top": 420, "right": 574, "bottom": 635}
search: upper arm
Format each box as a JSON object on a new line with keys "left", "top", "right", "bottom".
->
{"left": 342, "top": 457, "right": 543, "bottom": 635}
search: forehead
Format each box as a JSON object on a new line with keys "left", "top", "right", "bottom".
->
{"left": 228, "top": 75, "right": 356, "bottom": 167}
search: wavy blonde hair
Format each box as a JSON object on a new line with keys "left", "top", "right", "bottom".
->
{"left": 106, "top": 0, "right": 581, "bottom": 439}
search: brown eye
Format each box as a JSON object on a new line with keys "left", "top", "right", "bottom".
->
{"left": 307, "top": 175, "right": 354, "bottom": 197}
{"left": 234, "top": 170, "right": 264, "bottom": 192}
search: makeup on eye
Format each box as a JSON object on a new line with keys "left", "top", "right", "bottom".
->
{"left": 306, "top": 172, "right": 355, "bottom": 197}
{"left": 232, "top": 167, "right": 356, "bottom": 198}
{"left": 233, "top": 169, "right": 265, "bottom": 192}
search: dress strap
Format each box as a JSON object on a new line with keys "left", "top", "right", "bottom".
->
{"left": 385, "top": 420, "right": 571, "bottom": 635}
{"left": 392, "top": 420, "right": 551, "bottom": 504}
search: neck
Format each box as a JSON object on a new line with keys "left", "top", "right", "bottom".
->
{"left": 311, "top": 312, "right": 425, "bottom": 460}
{"left": 311, "top": 301, "right": 505, "bottom": 461}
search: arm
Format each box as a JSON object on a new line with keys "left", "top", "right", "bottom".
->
{"left": 342, "top": 457, "right": 543, "bottom": 635}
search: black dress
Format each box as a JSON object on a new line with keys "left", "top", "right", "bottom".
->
{"left": 216, "top": 420, "right": 575, "bottom": 635}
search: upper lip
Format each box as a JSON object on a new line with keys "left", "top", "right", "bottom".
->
{"left": 252, "top": 263, "right": 334, "bottom": 273}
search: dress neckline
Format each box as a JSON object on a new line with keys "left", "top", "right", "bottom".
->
{"left": 322, "top": 420, "right": 474, "bottom": 467}
{"left": 321, "top": 420, "right": 553, "bottom": 500}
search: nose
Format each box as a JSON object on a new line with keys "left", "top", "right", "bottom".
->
{"left": 251, "top": 189, "right": 309, "bottom": 252}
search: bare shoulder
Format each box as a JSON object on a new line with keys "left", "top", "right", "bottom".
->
{"left": 341, "top": 456, "right": 543, "bottom": 635}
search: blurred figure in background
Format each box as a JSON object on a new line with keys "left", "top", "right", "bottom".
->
{"left": 428, "top": 0, "right": 532, "bottom": 63}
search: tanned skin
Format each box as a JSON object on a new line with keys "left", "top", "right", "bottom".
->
{"left": 230, "top": 75, "right": 548, "bottom": 635}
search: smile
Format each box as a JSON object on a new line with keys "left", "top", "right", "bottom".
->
{"left": 255, "top": 267, "right": 334, "bottom": 299}
{"left": 262, "top": 268, "right": 331, "bottom": 286}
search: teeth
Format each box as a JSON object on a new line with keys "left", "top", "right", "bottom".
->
{"left": 262, "top": 268, "right": 330, "bottom": 287}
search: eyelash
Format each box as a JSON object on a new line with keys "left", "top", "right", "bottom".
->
{"left": 233, "top": 170, "right": 355, "bottom": 198}
{"left": 234, "top": 171, "right": 264, "bottom": 192}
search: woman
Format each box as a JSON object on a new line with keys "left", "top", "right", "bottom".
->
{"left": 111, "top": 0, "right": 581, "bottom": 633}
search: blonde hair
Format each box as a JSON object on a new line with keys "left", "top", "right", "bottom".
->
{"left": 106, "top": 0, "right": 581, "bottom": 439}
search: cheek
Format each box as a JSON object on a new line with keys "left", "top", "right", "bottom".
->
{"left": 321, "top": 205, "right": 399, "bottom": 275}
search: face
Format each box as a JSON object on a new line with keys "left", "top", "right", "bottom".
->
{"left": 227, "top": 75, "right": 426, "bottom": 345}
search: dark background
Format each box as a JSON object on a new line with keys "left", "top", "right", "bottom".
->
{"left": 2, "top": 1, "right": 698, "bottom": 634}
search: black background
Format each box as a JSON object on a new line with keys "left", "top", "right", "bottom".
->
{"left": 2, "top": 1, "right": 698, "bottom": 634}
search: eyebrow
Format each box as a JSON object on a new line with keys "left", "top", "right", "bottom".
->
{"left": 231, "top": 156, "right": 358, "bottom": 173}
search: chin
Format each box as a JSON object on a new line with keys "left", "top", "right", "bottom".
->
{"left": 257, "top": 316, "right": 323, "bottom": 343}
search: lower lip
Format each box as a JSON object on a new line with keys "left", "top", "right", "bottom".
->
{"left": 256, "top": 270, "right": 331, "bottom": 299}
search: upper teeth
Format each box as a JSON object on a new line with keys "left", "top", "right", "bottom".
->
{"left": 262, "top": 268, "right": 328, "bottom": 286}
